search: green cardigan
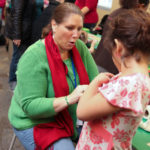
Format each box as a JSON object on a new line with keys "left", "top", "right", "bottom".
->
{"left": 8, "top": 39, "right": 99, "bottom": 139}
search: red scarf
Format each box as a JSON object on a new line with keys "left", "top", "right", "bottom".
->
{"left": 34, "top": 32, "right": 89, "bottom": 150}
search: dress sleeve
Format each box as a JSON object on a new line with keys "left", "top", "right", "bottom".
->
{"left": 98, "top": 76, "right": 144, "bottom": 115}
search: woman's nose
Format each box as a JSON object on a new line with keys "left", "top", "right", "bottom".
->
{"left": 72, "top": 29, "right": 79, "bottom": 38}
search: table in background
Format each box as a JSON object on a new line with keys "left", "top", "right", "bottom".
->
{"left": 132, "top": 127, "right": 150, "bottom": 150}
{"left": 82, "top": 27, "right": 101, "bottom": 49}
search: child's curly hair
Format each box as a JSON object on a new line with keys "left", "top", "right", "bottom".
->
{"left": 103, "top": 9, "right": 150, "bottom": 62}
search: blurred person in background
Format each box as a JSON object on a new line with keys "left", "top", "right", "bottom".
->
{"left": 31, "top": 0, "right": 64, "bottom": 43}
{"left": 75, "top": 0, "right": 99, "bottom": 29}
{"left": 44, "top": 0, "right": 49, "bottom": 8}
{"left": 0, "top": 0, "right": 6, "bottom": 21}
{"left": 0, "top": 0, "right": 6, "bottom": 46}
{"left": 5, "top": 0, "right": 43, "bottom": 91}
{"left": 65, "top": 0, "right": 75, "bottom": 3}
{"left": 79, "top": 30, "right": 96, "bottom": 53}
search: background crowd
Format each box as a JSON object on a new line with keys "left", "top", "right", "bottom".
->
{"left": 0, "top": 0, "right": 150, "bottom": 150}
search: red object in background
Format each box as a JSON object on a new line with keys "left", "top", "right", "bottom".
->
{"left": 75, "top": 0, "right": 99, "bottom": 24}
{"left": 0, "top": 0, "right": 6, "bottom": 20}
{"left": 0, "top": 0, "right": 6, "bottom": 7}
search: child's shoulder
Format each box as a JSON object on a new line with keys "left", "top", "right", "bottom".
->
{"left": 112, "top": 73, "right": 149, "bottom": 83}
{"left": 100, "top": 73, "right": 150, "bottom": 92}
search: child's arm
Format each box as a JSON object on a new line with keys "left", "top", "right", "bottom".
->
{"left": 77, "top": 73, "right": 121, "bottom": 121}
{"left": 89, "top": 39, "right": 97, "bottom": 53}
{"left": 81, "top": 6, "right": 89, "bottom": 15}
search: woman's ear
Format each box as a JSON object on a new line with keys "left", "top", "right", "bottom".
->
{"left": 51, "top": 19, "right": 57, "bottom": 33}
{"left": 114, "top": 39, "right": 124, "bottom": 58}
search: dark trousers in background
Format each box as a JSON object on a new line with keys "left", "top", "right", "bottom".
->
{"left": 84, "top": 23, "right": 96, "bottom": 29}
{"left": 9, "top": 43, "right": 28, "bottom": 90}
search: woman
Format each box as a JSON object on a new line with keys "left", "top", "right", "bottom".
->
{"left": 8, "top": 2, "right": 99, "bottom": 150}
{"left": 75, "top": 0, "right": 98, "bottom": 29}
{"left": 93, "top": 0, "right": 150, "bottom": 74}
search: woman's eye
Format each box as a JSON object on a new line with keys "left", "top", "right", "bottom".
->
{"left": 78, "top": 27, "right": 82, "bottom": 31}
{"left": 66, "top": 26, "right": 74, "bottom": 30}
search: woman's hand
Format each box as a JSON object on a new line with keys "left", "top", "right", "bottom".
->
{"left": 53, "top": 85, "right": 88, "bottom": 112}
{"left": 68, "top": 85, "right": 89, "bottom": 105}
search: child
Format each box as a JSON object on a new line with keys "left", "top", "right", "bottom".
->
{"left": 76, "top": 9, "right": 150, "bottom": 150}
{"left": 79, "top": 30, "right": 97, "bottom": 53}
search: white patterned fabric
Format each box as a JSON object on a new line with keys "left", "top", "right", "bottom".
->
{"left": 76, "top": 73, "right": 150, "bottom": 150}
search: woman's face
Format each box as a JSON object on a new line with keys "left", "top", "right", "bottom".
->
{"left": 52, "top": 13, "right": 83, "bottom": 53}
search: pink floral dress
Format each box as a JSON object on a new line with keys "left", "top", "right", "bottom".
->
{"left": 76, "top": 73, "right": 150, "bottom": 150}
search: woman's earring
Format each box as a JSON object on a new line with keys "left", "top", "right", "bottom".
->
{"left": 52, "top": 26, "right": 56, "bottom": 33}
{"left": 52, "top": 27, "right": 55, "bottom": 32}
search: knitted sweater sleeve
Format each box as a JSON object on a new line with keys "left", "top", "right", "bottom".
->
{"left": 16, "top": 42, "right": 57, "bottom": 119}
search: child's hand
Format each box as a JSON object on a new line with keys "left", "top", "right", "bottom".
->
{"left": 93, "top": 72, "right": 114, "bottom": 86}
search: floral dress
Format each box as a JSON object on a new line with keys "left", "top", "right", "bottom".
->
{"left": 76, "top": 73, "right": 150, "bottom": 150}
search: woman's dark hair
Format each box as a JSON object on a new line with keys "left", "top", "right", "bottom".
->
{"left": 103, "top": 9, "right": 150, "bottom": 62}
{"left": 139, "top": 0, "right": 150, "bottom": 7}
{"left": 119, "top": 0, "right": 149, "bottom": 9}
{"left": 42, "top": 2, "right": 83, "bottom": 38}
